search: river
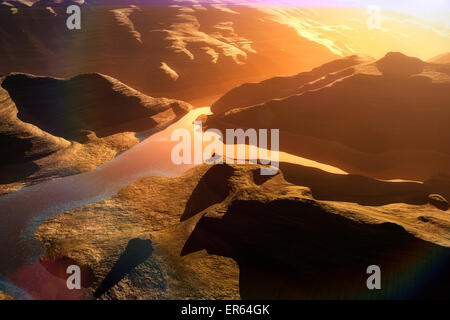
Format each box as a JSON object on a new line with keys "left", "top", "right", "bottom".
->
{"left": 0, "top": 106, "right": 348, "bottom": 299}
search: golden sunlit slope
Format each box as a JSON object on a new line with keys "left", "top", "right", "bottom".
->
{"left": 0, "top": 72, "right": 191, "bottom": 193}
{"left": 207, "top": 52, "right": 450, "bottom": 181}
{"left": 429, "top": 52, "right": 450, "bottom": 64}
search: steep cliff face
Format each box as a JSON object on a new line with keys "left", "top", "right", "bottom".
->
{"left": 207, "top": 53, "right": 450, "bottom": 181}
{"left": 0, "top": 75, "right": 70, "bottom": 186}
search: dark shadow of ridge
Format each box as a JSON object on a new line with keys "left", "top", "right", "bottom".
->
{"left": 181, "top": 164, "right": 234, "bottom": 221}
{"left": 94, "top": 238, "right": 153, "bottom": 298}
{"left": 182, "top": 198, "right": 450, "bottom": 299}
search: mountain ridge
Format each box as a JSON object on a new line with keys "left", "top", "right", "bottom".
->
{"left": 0, "top": 71, "right": 191, "bottom": 192}
{"left": 206, "top": 52, "right": 450, "bottom": 181}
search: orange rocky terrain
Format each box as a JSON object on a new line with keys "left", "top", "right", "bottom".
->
{"left": 1, "top": 1, "right": 450, "bottom": 301}
{"left": 0, "top": 1, "right": 338, "bottom": 105}
{"left": 207, "top": 52, "right": 450, "bottom": 182}
{"left": 2, "top": 1, "right": 449, "bottom": 105}
{"left": 27, "top": 163, "right": 450, "bottom": 300}
{"left": 1, "top": 52, "right": 449, "bottom": 300}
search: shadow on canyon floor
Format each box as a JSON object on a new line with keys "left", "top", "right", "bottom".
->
{"left": 94, "top": 238, "right": 153, "bottom": 298}
{"left": 182, "top": 198, "right": 450, "bottom": 299}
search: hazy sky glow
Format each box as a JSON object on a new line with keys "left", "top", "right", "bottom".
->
{"left": 171, "top": 0, "right": 450, "bottom": 25}
{"left": 315, "top": 0, "right": 450, "bottom": 24}
{"left": 28, "top": 0, "right": 450, "bottom": 25}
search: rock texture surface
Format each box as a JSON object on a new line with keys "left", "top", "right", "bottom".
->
{"left": 31, "top": 163, "right": 450, "bottom": 300}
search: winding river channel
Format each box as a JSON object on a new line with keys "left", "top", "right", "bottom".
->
{"left": 0, "top": 106, "right": 349, "bottom": 299}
